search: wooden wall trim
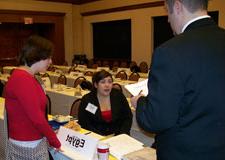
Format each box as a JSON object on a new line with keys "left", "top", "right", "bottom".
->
{"left": 81, "top": 1, "right": 164, "bottom": 16}
{"left": 0, "top": 10, "right": 65, "bottom": 16}
{"left": 36, "top": 0, "right": 100, "bottom": 5}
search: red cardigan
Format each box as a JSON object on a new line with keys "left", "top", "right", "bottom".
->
{"left": 5, "top": 69, "right": 61, "bottom": 148}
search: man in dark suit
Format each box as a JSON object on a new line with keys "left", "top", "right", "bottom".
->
{"left": 131, "top": 0, "right": 225, "bottom": 160}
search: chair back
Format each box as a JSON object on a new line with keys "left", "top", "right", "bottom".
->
{"left": 42, "top": 73, "right": 50, "bottom": 78}
{"left": 0, "top": 66, "right": 3, "bottom": 74}
{"left": 41, "top": 73, "right": 51, "bottom": 88}
{"left": 70, "top": 98, "right": 81, "bottom": 118}
{"left": 63, "top": 61, "right": 68, "bottom": 66}
{"left": 129, "top": 72, "right": 140, "bottom": 81}
{"left": 74, "top": 76, "right": 86, "bottom": 88}
{"left": 84, "top": 71, "right": 94, "bottom": 76}
{"left": 139, "top": 61, "right": 148, "bottom": 73}
{"left": 115, "top": 71, "right": 128, "bottom": 80}
{"left": 129, "top": 61, "right": 137, "bottom": 68}
{"left": 92, "top": 63, "right": 98, "bottom": 69}
{"left": 112, "top": 61, "right": 120, "bottom": 68}
{"left": 102, "top": 60, "right": 109, "bottom": 67}
{"left": 120, "top": 61, "right": 128, "bottom": 68}
{"left": 47, "top": 65, "right": 57, "bottom": 72}
{"left": 0, "top": 81, "right": 4, "bottom": 97}
{"left": 46, "top": 94, "right": 52, "bottom": 115}
{"left": 57, "top": 74, "right": 67, "bottom": 85}
{"left": 68, "top": 66, "right": 80, "bottom": 73}
{"left": 95, "top": 60, "right": 102, "bottom": 67}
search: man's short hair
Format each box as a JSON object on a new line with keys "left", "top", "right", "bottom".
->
{"left": 165, "top": 0, "right": 208, "bottom": 13}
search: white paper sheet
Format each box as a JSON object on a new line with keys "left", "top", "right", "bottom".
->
{"left": 124, "top": 79, "right": 148, "bottom": 96}
{"left": 102, "top": 134, "right": 144, "bottom": 160}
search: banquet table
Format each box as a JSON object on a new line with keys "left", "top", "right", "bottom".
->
{"left": 46, "top": 86, "right": 89, "bottom": 115}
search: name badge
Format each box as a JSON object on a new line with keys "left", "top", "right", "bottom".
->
{"left": 85, "top": 103, "right": 98, "bottom": 114}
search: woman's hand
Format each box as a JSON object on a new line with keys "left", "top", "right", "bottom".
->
{"left": 54, "top": 147, "right": 64, "bottom": 154}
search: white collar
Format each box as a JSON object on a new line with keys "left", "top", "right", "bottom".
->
{"left": 181, "top": 15, "right": 210, "bottom": 33}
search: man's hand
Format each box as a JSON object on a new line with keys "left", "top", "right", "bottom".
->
{"left": 130, "top": 94, "right": 143, "bottom": 108}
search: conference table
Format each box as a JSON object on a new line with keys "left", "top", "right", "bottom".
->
{"left": 45, "top": 86, "right": 89, "bottom": 115}
{"left": 45, "top": 71, "right": 135, "bottom": 97}
{"left": 0, "top": 95, "right": 156, "bottom": 160}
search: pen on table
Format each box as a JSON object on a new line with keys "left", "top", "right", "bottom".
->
{"left": 84, "top": 131, "right": 92, "bottom": 135}
{"left": 138, "top": 90, "right": 143, "bottom": 95}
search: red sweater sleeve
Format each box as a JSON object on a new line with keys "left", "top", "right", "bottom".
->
{"left": 14, "top": 75, "right": 61, "bottom": 148}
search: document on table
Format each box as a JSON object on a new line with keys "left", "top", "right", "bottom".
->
{"left": 102, "top": 134, "right": 144, "bottom": 160}
{"left": 124, "top": 79, "right": 148, "bottom": 96}
{"left": 122, "top": 147, "right": 156, "bottom": 160}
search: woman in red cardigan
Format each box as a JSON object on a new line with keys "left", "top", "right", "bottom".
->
{"left": 4, "top": 35, "right": 61, "bottom": 159}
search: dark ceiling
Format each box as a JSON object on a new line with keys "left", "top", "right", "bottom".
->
{"left": 36, "top": 0, "right": 100, "bottom": 4}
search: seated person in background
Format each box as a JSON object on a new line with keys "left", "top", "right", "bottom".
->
{"left": 78, "top": 70, "right": 132, "bottom": 136}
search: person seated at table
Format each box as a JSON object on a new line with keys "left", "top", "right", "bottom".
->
{"left": 4, "top": 35, "right": 61, "bottom": 159}
{"left": 78, "top": 70, "right": 132, "bottom": 136}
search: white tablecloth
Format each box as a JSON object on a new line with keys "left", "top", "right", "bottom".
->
{"left": 46, "top": 87, "right": 89, "bottom": 116}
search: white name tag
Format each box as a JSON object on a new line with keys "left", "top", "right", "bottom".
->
{"left": 85, "top": 103, "right": 98, "bottom": 114}
{"left": 57, "top": 126, "right": 99, "bottom": 160}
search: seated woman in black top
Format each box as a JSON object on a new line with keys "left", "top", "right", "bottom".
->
{"left": 78, "top": 70, "right": 132, "bottom": 136}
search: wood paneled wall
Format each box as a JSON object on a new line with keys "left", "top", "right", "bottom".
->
{"left": 0, "top": 10, "right": 65, "bottom": 66}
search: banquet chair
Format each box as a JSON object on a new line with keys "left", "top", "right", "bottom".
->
{"left": 129, "top": 61, "right": 137, "bottom": 68}
{"left": 40, "top": 73, "right": 51, "bottom": 88}
{"left": 92, "top": 64, "right": 98, "bottom": 69}
{"left": 84, "top": 71, "right": 94, "bottom": 76}
{"left": 0, "top": 66, "right": 3, "bottom": 74}
{"left": 63, "top": 61, "right": 68, "bottom": 66}
{"left": 42, "top": 73, "right": 50, "bottom": 78}
{"left": 95, "top": 60, "right": 102, "bottom": 67}
{"left": 57, "top": 74, "right": 67, "bottom": 85}
{"left": 112, "top": 83, "right": 123, "bottom": 92}
{"left": 68, "top": 66, "right": 80, "bottom": 73}
{"left": 112, "top": 61, "right": 120, "bottom": 68}
{"left": 115, "top": 71, "right": 128, "bottom": 80}
{"left": 74, "top": 76, "right": 86, "bottom": 88}
{"left": 102, "top": 60, "right": 110, "bottom": 67}
{"left": 139, "top": 61, "right": 148, "bottom": 73}
{"left": 70, "top": 98, "right": 82, "bottom": 118}
{"left": 0, "top": 81, "right": 4, "bottom": 97}
{"left": 120, "top": 61, "right": 128, "bottom": 68}
{"left": 45, "top": 95, "right": 51, "bottom": 120}
{"left": 47, "top": 65, "right": 57, "bottom": 72}
{"left": 129, "top": 72, "right": 140, "bottom": 81}
{"left": 10, "top": 69, "right": 15, "bottom": 75}
{"left": 112, "top": 66, "right": 118, "bottom": 73}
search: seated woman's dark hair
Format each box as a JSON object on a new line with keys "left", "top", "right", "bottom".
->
{"left": 19, "top": 35, "right": 53, "bottom": 67}
{"left": 80, "top": 80, "right": 93, "bottom": 91}
{"left": 92, "top": 70, "right": 113, "bottom": 86}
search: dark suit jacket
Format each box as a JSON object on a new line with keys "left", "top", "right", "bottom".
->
{"left": 136, "top": 18, "right": 225, "bottom": 160}
{"left": 78, "top": 88, "right": 132, "bottom": 136}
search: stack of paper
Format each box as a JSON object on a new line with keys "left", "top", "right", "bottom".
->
{"left": 102, "top": 134, "right": 144, "bottom": 160}
{"left": 122, "top": 147, "right": 156, "bottom": 160}
{"left": 124, "top": 79, "right": 148, "bottom": 96}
